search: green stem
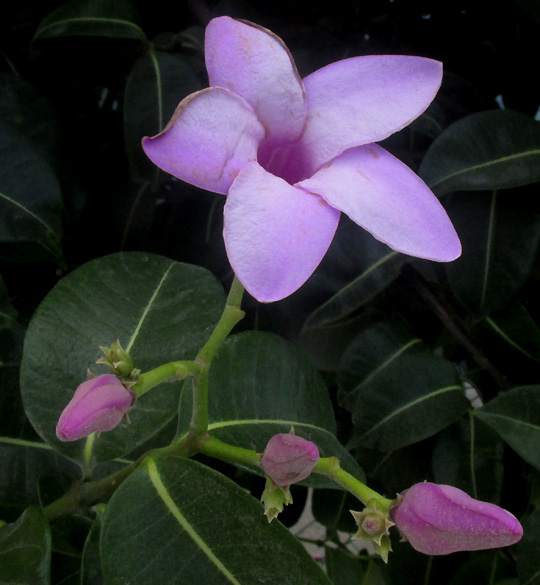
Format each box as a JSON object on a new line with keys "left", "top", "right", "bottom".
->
{"left": 314, "top": 457, "right": 393, "bottom": 511}
{"left": 131, "top": 360, "right": 200, "bottom": 398}
{"left": 201, "top": 435, "right": 262, "bottom": 467}
{"left": 43, "top": 459, "right": 140, "bottom": 522}
{"left": 190, "top": 276, "right": 245, "bottom": 435}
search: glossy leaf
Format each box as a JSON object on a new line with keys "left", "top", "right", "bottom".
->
{"left": 325, "top": 547, "right": 370, "bottom": 585}
{"left": 445, "top": 191, "right": 540, "bottom": 316}
{"left": 432, "top": 418, "right": 504, "bottom": 504}
{"left": 474, "top": 385, "right": 540, "bottom": 471}
{"left": 124, "top": 50, "right": 201, "bottom": 182}
{"left": 81, "top": 515, "right": 103, "bottom": 585}
{"left": 338, "top": 320, "right": 468, "bottom": 452}
{"left": 0, "top": 119, "right": 63, "bottom": 263}
{"left": 0, "top": 74, "right": 61, "bottom": 165}
{"left": 0, "top": 438, "right": 81, "bottom": 521}
{"left": 302, "top": 222, "right": 404, "bottom": 330}
{"left": 420, "top": 110, "right": 540, "bottom": 195}
{"left": 178, "top": 331, "right": 364, "bottom": 487}
{"left": 517, "top": 507, "right": 540, "bottom": 585}
{"left": 20, "top": 252, "right": 225, "bottom": 466}
{"left": 0, "top": 506, "right": 51, "bottom": 585}
{"left": 34, "top": 0, "right": 146, "bottom": 41}
{"left": 101, "top": 455, "right": 332, "bottom": 585}
{"left": 483, "top": 302, "right": 540, "bottom": 363}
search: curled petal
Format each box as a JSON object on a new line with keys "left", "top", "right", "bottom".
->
{"left": 142, "top": 87, "right": 265, "bottom": 195}
{"left": 391, "top": 482, "right": 523, "bottom": 555}
{"left": 206, "top": 17, "right": 306, "bottom": 146}
{"left": 298, "top": 144, "right": 461, "bottom": 262}
{"left": 224, "top": 162, "right": 340, "bottom": 302}
{"left": 299, "top": 55, "right": 443, "bottom": 174}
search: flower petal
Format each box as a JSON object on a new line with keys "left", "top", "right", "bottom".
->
{"left": 142, "top": 87, "right": 265, "bottom": 195}
{"left": 205, "top": 17, "right": 306, "bottom": 146}
{"left": 299, "top": 55, "right": 443, "bottom": 173}
{"left": 298, "top": 144, "right": 461, "bottom": 261}
{"left": 224, "top": 162, "right": 340, "bottom": 302}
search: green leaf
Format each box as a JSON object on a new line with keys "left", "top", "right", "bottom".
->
{"left": 474, "top": 385, "right": 540, "bottom": 471}
{"left": 124, "top": 50, "right": 202, "bottom": 182}
{"left": 432, "top": 418, "right": 504, "bottom": 504}
{"left": 81, "top": 515, "right": 103, "bottom": 585}
{"left": 483, "top": 302, "right": 540, "bottom": 362}
{"left": 0, "top": 438, "right": 80, "bottom": 521}
{"left": 445, "top": 191, "right": 540, "bottom": 316}
{"left": 20, "top": 252, "right": 225, "bottom": 466}
{"left": 302, "top": 223, "right": 403, "bottom": 330}
{"left": 178, "top": 331, "right": 364, "bottom": 487}
{"left": 518, "top": 507, "right": 540, "bottom": 585}
{"left": 0, "top": 119, "right": 63, "bottom": 263}
{"left": 0, "top": 506, "right": 51, "bottom": 585}
{"left": 0, "top": 274, "right": 17, "bottom": 327}
{"left": 420, "top": 110, "right": 540, "bottom": 195}
{"left": 101, "top": 456, "right": 332, "bottom": 585}
{"left": 0, "top": 74, "right": 61, "bottom": 166}
{"left": 34, "top": 0, "right": 146, "bottom": 41}
{"left": 338, "top": 320, "right": 468, "bottom": 452}
{"left": 325, "top": 547, "right": 371, "bottom": 585}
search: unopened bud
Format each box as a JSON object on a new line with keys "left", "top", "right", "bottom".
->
{"left": 56, "top": 374, "right": 134, "bottom": 441}
{"left": 390, "top": 482, "right": 523, "bottom": 555}
{"left": 261, "top": 433, "right": 319, "bottom": 488}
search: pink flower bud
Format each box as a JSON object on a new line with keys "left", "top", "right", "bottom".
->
{"left": 391, "top": 482, "right": 523, "bottom": 555}
{"left": 261, "top": 433, "right": 319, "bottom": 487}
{"left": 56, "top": 374, "right": 134, "bottom": 441}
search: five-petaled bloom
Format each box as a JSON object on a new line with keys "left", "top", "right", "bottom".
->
{"left": 143, "top": 16, "right": 461, "bottom": 302}
{"left": 261, "top": 433, "right": 320, "bottom": 487}
{"left": 56, "top": 374, "right": 134, "bottom": 441}
{"left": 390, "top": 482, "right": 523, "bottom": 555}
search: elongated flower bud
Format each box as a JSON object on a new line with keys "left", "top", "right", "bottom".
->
{"left": 56, "top": 374, "right": 134, "bottom": 441}
{"left": 391, "top": 482, "right": 523, "bottom": 555}
{"left": 261, "top": 433, "right": 319, "bottom": 487}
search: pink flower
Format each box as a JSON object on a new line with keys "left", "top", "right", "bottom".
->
{"left": 391, "top": 482, "right": 523, "bottom": 555}
{"left": 261, "top": 433, "right": 319, "bottom": 487}
{"left": 56, "top": 374, "right": 134, "bottom": 441}
{"left": 143, "top": 17, "right": 461, "bottom": 302}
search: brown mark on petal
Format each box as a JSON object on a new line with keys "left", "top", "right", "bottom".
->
{"left": 368, "top": 147, "right": 380, "bottom": 160}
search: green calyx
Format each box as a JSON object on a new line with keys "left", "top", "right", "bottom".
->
{"left": 96, "top": 339, "right": 138, "bottom": 379}
{"left": 261, "top": 478, "right": 293, "bottom": 523}
{"left": 351, "top": 500, "right": 395, "bottom": 563}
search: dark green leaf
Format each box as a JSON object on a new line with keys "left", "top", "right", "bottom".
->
{"left": 20, "top": 252, "right": 225, "bottom": 466}
{"left": 178, "top": 331, "right": 364, "bottom": 488}
{"left": 518, "top": 507, "right": 540, "bottom": 585}
{"left": 445, "top": 191, "right": 540, "bottom": 316}
{"left": 338, "top": 320, "right": 468, "bottom": 452}
{"left": 34, "top": 0, "right": 146, "bottom": 41}
{"left": 81, "top": 514, "right": 103, "bottom": 585}
{"left": 474, "top": 385, "right": 540, "bottom": 471}
{"left": 0, "top": 74, "right": 61, "bottom": 166}
{"left": 325, "top": 547, "right": 368, "bottom": 585}
{"left": 312, "top": 489, "right": 358, "bottom": 533}
{"left": 432, "top": 418, "right": 504, "bottom": 504}
{"left": 101, "top": 456, "right": 332, "bottom": 585}
{"left": 420, "top": 110, "right": 540, "bottom": 195}
{"left": 303, "top": 234, "right": 402, "bottom": 330}
{"left": 124, "top": 50, "right": 201, "bottom": 182}
{"left": 0, "top": 119, "right": 63, "bottom": 263}
{"left": 0, "top": 438, "right": 80, "bottom": 522}
{"left": 0, "top": 506, "right": 51, "bottom": 585}
{"left": 483, "top": 302, "right": 540, "bottom": 362}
